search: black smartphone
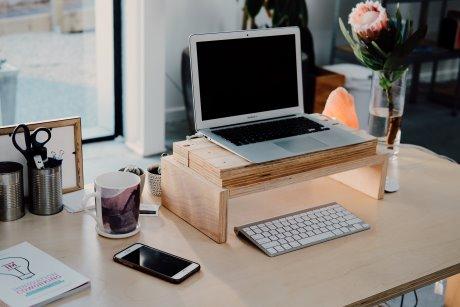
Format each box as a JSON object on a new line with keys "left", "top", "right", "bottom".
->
{"left": 113, "top": 243, "right": 200, "bottom": 284}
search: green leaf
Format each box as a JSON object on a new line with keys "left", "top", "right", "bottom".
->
{"left": 396, "top": 4, "right": 403, "bottom": 43}
{"left": 339, "top": 18, "right": 357, "bottom": 48}
{"left": 371, "top": 41, "right": 389, "bottom": 58}
{"left": 398, "top": 24, "right": 427, "bottom": 57}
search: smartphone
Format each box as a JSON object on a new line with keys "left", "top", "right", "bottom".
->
{"left": 113, "top": 243, "right": 200, "bottom": 284}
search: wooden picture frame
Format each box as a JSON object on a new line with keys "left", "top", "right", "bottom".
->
{"left": 0, "top": 117, "right": 84, "bottom": 194}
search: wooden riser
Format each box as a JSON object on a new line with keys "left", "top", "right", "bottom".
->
{"left": 174, "top": 138, "right": 377, "bottom": 188}
{"left": 161, "top": 151, "right": 387, "bottom": 243}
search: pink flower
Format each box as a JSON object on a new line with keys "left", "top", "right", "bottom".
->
{"left": 348, "top": 1, "right": 388, "bottom": 41}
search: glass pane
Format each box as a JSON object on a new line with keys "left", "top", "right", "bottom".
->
{"left": 0, "top": 0, "right": 115, "bottom": 140}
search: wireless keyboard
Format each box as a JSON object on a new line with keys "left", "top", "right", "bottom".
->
{"left": 234, "top": 202, "right": 370, "bottom": 257}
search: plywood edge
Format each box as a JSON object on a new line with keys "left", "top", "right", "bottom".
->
{"left": 161, "top": 156, "right": 229, "bottom": 243}
{"left": 228, "top": 154, "right": 386, "bottom": 198}
{"left": 348, "top": 263, "right": 460, "bottom": 306}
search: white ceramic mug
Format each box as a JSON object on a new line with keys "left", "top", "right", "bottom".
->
{"left": 82, "top": 172, "right": 141, "bottom": 238}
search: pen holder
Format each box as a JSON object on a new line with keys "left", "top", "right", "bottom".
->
{"left": 0, "top": 162, "right": 25, "bottom": 221}
{"left": 29, "top": 163, "right": 63, "bottom": 215}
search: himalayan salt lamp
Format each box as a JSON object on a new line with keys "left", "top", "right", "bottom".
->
{"left": 322, "top": 87, "right": 360, "bottom": 129}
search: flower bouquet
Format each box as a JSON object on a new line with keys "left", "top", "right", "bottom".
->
{"left": 339, "top": 1, "right": 427, "bottom": 150}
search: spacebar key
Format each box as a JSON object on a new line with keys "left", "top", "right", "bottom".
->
{"left": 298, "top": 232, "right": 335, "bottom": 246}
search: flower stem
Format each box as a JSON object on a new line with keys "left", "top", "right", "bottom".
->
{"left": 384, "top": 86, "right": 401, "bottom": 149}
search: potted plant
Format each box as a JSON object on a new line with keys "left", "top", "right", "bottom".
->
{"left": 0, "top": 56, "right": 19, "bottom": 126}
{"left": 339, "top": 1, "right": 426, "bottom": 154}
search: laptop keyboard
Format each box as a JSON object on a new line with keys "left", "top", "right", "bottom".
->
{"left": 212, "top": 117, "right": 329, "bottom": 146}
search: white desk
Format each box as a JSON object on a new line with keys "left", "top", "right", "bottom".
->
{"left": 1, "top": 147, "right": 460, "bottom": 306}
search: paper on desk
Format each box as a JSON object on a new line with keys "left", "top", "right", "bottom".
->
{"left": 63, "top": 189, "right": 161, "bottom": 216}
{"left": 63, "top": 189, "right": 93, "bottom": 213}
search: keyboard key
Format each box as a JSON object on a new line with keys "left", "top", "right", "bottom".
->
{"left": 262, "top": 241, "right": 279, "bottom": 249}
{"left": 347, "top": 218, "right": 362, "bottom": 225}
{"left": 279, "top": 238, "right": 288, "bottom": 244}
{"left": 274, "top": 246, "right": 284, "bottom": 252}
{"left": 299, "top": 232, "right": 335, "bottom": 246}
{"left": 289, "top": 241, "right": 300, "bottom": 248}
{"left": 251, "top": 234, "right": 264, "bottom": 240}
{"left": 332, "top": 229, "right": 343, "bottom": 236}
{"left": 257, "top": 238, "right": 271, "bottom": 244}
{"left": 282, "top": 244, "right": 291, "bottom": 250}
{"left": 267, "top": 248, "right": 277, "bottom": 255}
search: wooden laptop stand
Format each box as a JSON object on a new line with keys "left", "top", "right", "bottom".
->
{"left": 161, "top": 115, "right": 388, "bottom": 243}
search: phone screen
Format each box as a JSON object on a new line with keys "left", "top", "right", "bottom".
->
{"left": 121, "top": 245, "right": 192, "bottom": 277}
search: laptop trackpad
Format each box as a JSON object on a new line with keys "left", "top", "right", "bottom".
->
{"left": 275, "top": 137, "right": 328, "bottom": 153}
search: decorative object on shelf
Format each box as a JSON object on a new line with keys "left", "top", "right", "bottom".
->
{"left": 339, "top": 1, "right": 427, "bottom": 155}
{"left": 119, "top": 165, "right": 145, "bottom": 193}
{"left": 0, "top": 59, "right": 19, "bottom": 126}
{"left": 0, "top": 162, "right": 25, "bottom": 221}
{"left": 147, "top": 164, "right": 162, "bottom": 197}
{"left": 322, "top": 87, "right": 360, "bottom": 129}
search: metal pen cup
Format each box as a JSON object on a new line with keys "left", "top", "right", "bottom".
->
{"left": 29, "top": 163, "right": 63, "bottom": 215}
{"left": 0, "top": 162, "right": 25, "bottom": 221}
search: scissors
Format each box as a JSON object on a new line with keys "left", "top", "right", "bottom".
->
{"left": 12, "top": 124, "right": 52, "bottom": 165}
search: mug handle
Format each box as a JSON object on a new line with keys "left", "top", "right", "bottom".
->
{"left": 81, "top": 192, "right": 97, "bottom": 222}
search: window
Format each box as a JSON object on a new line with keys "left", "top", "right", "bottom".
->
{"left": 0, "top": 0, "right": 121, "bottom": 141}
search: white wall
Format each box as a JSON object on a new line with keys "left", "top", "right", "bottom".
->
{"left": 164, "top": 0, "right": 460, "bottom": 121}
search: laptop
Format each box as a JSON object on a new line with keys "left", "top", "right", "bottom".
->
{"left": 189, "top": 27, "right": 366, "bottom": 163}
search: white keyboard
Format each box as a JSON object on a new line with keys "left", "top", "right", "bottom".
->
{"left": 234, "top": 202, "right": 370, "bottom": 257}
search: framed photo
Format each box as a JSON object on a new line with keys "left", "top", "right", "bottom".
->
{"left": 0, "top": 117, "right": 84, "bottom": 195}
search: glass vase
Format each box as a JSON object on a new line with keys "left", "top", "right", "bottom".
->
{"left": 367, "top": 70, "right": 407, "bottom": 157}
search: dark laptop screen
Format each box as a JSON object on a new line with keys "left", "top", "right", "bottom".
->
{"left": 196, "top": 34, "right": 299, "bottom": 121}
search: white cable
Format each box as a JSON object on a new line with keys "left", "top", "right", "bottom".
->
{"left": 186, "top": 133, "right": 202, "bottom": 140}
{"left": 399, "top": 143, "right": 457, "bottom": 164}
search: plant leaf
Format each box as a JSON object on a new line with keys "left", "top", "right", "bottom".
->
{"left": 339, "top": 18, "right": 357, "bottom": 48}
{"left": 398, "top": 24, "right": 427, "bottom": 57}
{"left": 371, "top": 41, "right": 389, "bottom": 58}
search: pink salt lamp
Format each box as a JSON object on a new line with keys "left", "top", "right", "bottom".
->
{"left": 322, "top": 87, "right": 360, "bottom": 129}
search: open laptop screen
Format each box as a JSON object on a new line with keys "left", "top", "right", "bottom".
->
{"left": 196, "top": 34, "right": 299, "bottom": 121}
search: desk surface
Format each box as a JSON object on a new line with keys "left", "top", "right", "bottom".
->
{"left": 1, "top": 147, "right": 460, "bottom": 306}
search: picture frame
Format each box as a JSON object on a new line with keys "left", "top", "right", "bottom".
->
{"left": 0, "top": 117, "right": 84, "bottom": 195}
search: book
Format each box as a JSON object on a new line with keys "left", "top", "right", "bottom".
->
{"left": 0, "top": 242, "right": 90, "bottom": 306}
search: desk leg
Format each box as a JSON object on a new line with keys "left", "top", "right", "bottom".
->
{"left": 161, "top": 157, "right": 229, "bottom": 243}
{"left": 445, "top": 274, "right": 460, "bottom": 307}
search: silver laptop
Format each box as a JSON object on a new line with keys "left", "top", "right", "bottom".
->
{"left": 189, "top": 27, "right": 366, "bottom": 163}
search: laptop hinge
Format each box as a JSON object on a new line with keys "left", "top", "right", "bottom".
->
{"left": 209, "top": 114, "right": 298, "bottom": 130}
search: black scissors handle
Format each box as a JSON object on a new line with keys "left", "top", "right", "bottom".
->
{"left": 31, "top": 127, "right": 51, "bottom": 149}
{"left": 12, "top": 124, "right": 32, "bottom": 159}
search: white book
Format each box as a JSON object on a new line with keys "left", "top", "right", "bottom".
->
{"left": 0, "top": 242, "right": 90, "bottom": 306}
